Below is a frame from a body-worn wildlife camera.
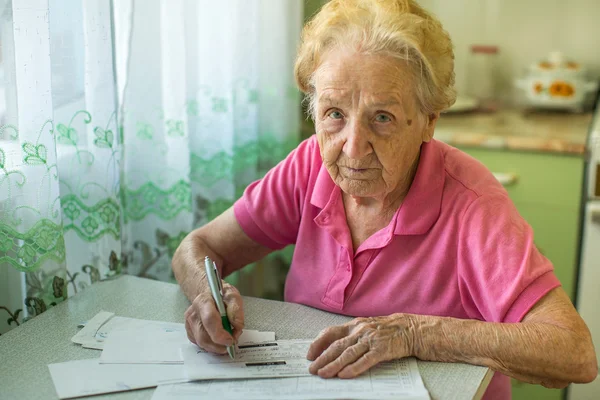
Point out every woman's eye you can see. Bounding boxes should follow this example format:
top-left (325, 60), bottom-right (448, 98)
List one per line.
top-left (375, 113), bottom-right (391, 123)
top-left (328, 110), bottom-right (343, 120)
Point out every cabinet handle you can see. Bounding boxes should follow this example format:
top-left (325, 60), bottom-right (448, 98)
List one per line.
top-left (591, 209), bottom-right (600, 224)
top-left (492, 173), bottom-right (518, 186)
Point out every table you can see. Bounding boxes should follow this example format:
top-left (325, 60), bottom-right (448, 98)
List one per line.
top-left (0, 275), bottom-right (492, 399)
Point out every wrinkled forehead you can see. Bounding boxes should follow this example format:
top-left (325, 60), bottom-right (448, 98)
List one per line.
top-left (313, 50), bottom-right (417, 108)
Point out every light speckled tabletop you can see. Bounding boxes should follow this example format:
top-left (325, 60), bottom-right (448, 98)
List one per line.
top-left (0, 275), bottom-right (491, 400)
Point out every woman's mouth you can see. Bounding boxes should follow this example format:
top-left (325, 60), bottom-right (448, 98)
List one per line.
top-left (341, 166), bottom-right (370, 176)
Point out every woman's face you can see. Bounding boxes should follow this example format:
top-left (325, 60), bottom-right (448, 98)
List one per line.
top-left (313, 50), bottom-right (438, 201)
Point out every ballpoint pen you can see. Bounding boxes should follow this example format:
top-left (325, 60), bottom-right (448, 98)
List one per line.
top-left (204, 256), bottom-right (236, 359)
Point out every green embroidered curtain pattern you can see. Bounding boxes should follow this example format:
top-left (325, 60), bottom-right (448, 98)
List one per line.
top-left (0, 0), bottom-right (302, 334)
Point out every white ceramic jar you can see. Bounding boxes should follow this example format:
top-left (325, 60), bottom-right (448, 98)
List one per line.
top-left (515, 51), bottom-right (598, 112)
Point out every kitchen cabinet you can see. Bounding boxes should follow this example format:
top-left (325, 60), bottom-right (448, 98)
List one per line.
top-left (456, 146), bottom-right (585, 400)
top-left (304, 0), bottom-right (326, 22)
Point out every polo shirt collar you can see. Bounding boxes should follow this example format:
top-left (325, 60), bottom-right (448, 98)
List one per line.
top-left (310, 163), bottom-right (336, 209)
top-left (310, 139), bottom-right (444, 236)
top-left (393, 139), bottom-right (444, 235)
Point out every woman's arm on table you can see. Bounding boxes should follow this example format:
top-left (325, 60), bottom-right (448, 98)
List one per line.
top-left (414, 287), bottom-right (597, 387)
top-left (307, 287), bottom-right (597, 387)
top-left (172, 206), bottom-right (272, 302)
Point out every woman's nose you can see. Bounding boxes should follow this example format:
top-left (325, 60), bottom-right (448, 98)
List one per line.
top-left (342, 121), bottom-right (372, 160)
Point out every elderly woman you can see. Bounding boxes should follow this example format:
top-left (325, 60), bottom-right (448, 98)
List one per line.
top-left (172, 0), bottom-right (597, 398)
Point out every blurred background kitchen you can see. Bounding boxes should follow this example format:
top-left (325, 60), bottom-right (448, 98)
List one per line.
top-left (0, 1), bottom-right (599, 399)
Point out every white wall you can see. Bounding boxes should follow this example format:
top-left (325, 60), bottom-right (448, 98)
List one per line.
top-left (418, 0), bottom-right (600, 105)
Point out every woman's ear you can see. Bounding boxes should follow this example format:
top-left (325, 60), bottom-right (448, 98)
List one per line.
top-left (422, 112), bottom-right (440, 142)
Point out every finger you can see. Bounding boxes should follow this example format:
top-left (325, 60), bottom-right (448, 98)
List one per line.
top-left (190, 317), bottom-right (228, 354)
top-left (309, 335), bottom-right (356, 374)
top-left (194, 325), bottom-right (228, 355)
top-left (222, 284), bottom-right (245, 340)
top-left (316, 342), bottom-right (369, 378)
top-left (186, 315), bottom-right (228, 354)
top-left (184, 306), bottom-right (200, 345)
top-left (198, 300), bottom-right (234, 346)
top-left (184, 317), bottom-right (197, 345)
top-left (337, 350), bottom-right (381, 379)
top-left (307, 325), bottom-right (348, 361)
top-left (186, 307), bottom-right (228, 354)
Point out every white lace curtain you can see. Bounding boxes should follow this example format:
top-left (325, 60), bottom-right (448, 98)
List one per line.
top-left (0, 0), bottom-right (302, 334)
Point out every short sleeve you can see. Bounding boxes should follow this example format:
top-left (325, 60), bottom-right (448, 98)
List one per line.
top-left (233, 137), bottom-right (318, 250)
top-left (457, 194), bottom-right (561, 323)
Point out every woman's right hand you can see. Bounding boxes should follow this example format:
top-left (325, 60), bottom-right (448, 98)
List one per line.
top-left (184, 279), bottom-right (245, 354)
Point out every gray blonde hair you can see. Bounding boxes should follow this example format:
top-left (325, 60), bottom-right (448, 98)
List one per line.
top-left (295, 0), bottom-right (456, 118)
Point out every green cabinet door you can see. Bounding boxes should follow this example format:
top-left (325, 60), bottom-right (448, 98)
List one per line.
top-left (510, 379), bottom-right (563, 400)
top-left (455, 146), bottom-right (584, 400)
top-left (515, 203), bottom-right (581, 299)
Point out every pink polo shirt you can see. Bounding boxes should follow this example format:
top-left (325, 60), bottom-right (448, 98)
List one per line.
top-left (233, 136), bottom-right (560, 400)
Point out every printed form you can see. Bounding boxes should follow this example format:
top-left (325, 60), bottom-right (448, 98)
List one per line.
top-left (182, 340), bottom-right (314, 380)
top-left (155, 357), bottom-right (430, 400)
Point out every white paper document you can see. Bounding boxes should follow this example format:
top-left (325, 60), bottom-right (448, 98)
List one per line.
top-left (153, 358), bottom-right (430, 400)
top-left (71, 311), bottom-right (115, 348)
top-left (183, 340), bottom-right (319, 380)
top-left (100, 324), bottom-right (275, 364)
top-left (71, 312), bottom-right (182, 350)
top-left (238, 328), bottom-right (275, 343)
top-left (100, 322), bottom-right (189, 364)
top-left (48, 358), bottom-right (187, 400)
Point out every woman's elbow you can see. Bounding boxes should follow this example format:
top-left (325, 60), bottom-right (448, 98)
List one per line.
top-left (545, 338), bottom-right (597, 387)
top-left (171, 245), bottom-right (184, 282)
top-left (578, 349), bottom-right (598, 384)
top-left (573, 337), bottom-right (598, 383)
top-left (171, 231), bottom-right (198, 282)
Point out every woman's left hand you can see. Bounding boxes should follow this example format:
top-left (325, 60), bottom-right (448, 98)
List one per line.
top-left (307, 313), bottom-right (418, 378)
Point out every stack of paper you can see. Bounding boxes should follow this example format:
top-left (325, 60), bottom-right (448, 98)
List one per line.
top-left (49, 311), bottom-right (431, 400)
top-left (48, 311), bottom-right (275, 399)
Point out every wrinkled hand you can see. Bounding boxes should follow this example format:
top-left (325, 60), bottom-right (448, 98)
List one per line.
top-left (184, 279), bottom-right (244, 354)
top-left (307, 314), bottom-right (417, 379)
